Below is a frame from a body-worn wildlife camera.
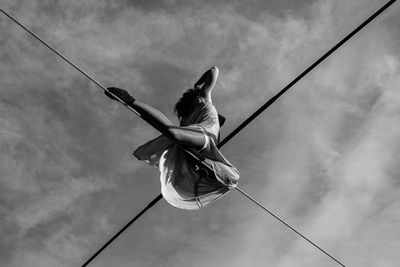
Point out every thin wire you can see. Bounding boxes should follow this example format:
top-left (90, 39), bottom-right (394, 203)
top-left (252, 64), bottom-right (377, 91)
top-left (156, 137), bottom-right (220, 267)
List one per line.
top-left (81, 194), bottom-right (163, 267)
top-left (78, 0), bottom-right (397, 262)
top-left (1, 1), bottom-right (397, 266)
top-left (218, 0), bottom-right (398, 148)
top-left (0, 9), bottom-right (105, 90)
top-left (235, 187), bottom-right (346, 267)
top-left (155, 146), bottom-right (348, 266)
top-left (0, 8), bottom-right (141, 117)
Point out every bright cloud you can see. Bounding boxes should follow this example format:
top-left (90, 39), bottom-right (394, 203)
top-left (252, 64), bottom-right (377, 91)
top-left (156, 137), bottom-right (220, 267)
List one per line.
top-left (1, 0), bottom-right (399, 266)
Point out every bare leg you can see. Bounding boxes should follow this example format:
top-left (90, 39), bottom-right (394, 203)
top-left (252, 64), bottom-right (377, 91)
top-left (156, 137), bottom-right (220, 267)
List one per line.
top-left (105, 87), bottom-right (206, 149)
top-left (131, 100), bottom-right (206, 150)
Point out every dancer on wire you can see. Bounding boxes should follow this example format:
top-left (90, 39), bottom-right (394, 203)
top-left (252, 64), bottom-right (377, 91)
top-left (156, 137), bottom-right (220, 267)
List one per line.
top-left (105, 66), bottom-right (239, 210)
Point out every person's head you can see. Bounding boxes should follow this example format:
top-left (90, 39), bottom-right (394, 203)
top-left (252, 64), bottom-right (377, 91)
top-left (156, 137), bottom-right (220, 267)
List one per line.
top-left (174, 88), bottom-right (199, 120)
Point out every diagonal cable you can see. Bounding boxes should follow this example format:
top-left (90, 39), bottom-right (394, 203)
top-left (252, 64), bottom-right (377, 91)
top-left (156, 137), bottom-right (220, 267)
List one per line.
top-left (81, 194), bottom-right (163, 267)
top-left (218, 0), bottom-right (398, 147)
top-left (235, 187), bottom-right (346, 266)
top-left (1, 1), bottom-right (397, 266)
top-left (0, 8), bottom-right (140, 117)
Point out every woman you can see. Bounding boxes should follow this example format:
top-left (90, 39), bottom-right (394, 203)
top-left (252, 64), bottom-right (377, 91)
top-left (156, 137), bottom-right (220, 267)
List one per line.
top-left (105, 66), bottom-right (239, 210)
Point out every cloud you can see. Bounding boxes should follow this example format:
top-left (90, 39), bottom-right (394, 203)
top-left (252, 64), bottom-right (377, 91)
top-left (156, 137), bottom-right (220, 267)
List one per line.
top-left (1, 0), bottom-right (400, 266)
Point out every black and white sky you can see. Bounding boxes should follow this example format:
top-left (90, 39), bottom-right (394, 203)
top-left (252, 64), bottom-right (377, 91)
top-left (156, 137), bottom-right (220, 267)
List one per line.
top-left (1, 0), bottom-right (400, 266)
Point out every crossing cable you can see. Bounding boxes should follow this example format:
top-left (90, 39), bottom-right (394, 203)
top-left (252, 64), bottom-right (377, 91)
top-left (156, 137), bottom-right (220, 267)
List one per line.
top-left (0, 1), bottom-right (396, 266)
top-left (80, 0), bottom-right (396, 265)
top-left (0, 9), bottom-right (347, 267)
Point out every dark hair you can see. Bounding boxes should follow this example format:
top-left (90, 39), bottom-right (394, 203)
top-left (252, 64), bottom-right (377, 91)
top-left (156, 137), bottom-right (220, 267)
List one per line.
top-left (174, 88), bottom-right (199, 119)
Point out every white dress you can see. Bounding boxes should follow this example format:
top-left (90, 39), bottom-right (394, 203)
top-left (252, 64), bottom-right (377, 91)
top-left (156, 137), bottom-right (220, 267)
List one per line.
top-left (134, 96), bottom-right (239, 210)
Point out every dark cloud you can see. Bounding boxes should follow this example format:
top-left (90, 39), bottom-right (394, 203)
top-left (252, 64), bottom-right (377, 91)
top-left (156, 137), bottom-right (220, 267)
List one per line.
top-left (126, 0), bottom-right (320, 19)
top-left (1, 0), bottom-right (400, 266)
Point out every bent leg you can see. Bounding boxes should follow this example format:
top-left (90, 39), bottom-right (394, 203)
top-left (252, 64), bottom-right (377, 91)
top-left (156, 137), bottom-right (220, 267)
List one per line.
top-left (131, 100), bottom-right (205, 150)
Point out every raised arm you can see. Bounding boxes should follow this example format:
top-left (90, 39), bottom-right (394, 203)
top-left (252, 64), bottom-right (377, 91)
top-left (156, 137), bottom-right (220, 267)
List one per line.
top-left (194, 66), bottom-right (219, 102)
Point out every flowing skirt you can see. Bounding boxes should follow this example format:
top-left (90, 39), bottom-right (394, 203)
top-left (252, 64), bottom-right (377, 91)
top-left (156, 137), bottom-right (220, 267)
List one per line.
top-left (134, 133), bottom-right (239, 210)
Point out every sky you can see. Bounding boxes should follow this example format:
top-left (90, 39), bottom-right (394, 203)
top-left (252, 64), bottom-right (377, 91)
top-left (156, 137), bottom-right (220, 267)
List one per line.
top-left (1, 0), bottom-right (400, 266)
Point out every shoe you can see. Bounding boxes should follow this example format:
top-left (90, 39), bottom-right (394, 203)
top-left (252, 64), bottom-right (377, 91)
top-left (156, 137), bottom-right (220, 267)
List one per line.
top-left (105, 87), bottom-right (135, 105)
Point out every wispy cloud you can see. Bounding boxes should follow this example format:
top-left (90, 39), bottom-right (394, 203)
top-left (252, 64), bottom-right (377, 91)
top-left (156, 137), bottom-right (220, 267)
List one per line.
top-left (1, 0), bottom-right (399, 266)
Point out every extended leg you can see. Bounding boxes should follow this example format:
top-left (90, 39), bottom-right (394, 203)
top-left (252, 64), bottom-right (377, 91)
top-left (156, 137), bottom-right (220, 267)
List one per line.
top-left (131, 100), bottom-right (206, 150)
top-left (105, 87), bottom-right (206, 149)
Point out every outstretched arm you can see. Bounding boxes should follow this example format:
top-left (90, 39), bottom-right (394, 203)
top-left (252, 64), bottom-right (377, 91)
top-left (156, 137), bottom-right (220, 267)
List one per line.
top-left (194, 66), bottom-right (219, 102)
